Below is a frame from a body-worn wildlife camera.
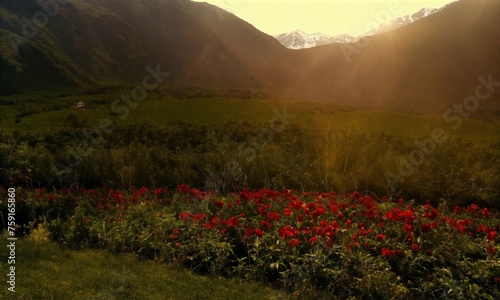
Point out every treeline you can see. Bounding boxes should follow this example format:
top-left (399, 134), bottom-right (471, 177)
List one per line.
top-left (0, 123), bottom-right (499, 207)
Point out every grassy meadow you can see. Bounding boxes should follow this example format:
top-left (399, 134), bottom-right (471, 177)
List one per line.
top-left (0, 236), bottom-right (286, 299)
top-left (1, 90), bottom-right (499, 146)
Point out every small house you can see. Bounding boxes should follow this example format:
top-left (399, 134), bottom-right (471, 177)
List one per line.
top-left (75, 101), bottom-right (86, 110)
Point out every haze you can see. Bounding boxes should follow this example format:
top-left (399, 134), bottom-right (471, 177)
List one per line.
top-left (194, 0), bottom-right (457, 36)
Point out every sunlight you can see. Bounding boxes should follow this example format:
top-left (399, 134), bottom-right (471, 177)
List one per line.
top-left (193, 0), bottom-right (458, 36)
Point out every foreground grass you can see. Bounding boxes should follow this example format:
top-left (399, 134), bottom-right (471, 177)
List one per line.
top-left (0, 238), bottom-right (287, 300)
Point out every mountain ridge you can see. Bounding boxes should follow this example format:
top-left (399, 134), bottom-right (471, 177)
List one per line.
top-left (0, 0), bottom-right (499, 116)
top-left (274, 7), bottom-right (440, 49)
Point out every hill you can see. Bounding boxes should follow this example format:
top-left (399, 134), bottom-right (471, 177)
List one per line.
top-left (285, 0), bottom-right (500, 114)
top-left (0, 0), bottom-right (291, 94)
top-left (0, 0), bottom-right (499, 116)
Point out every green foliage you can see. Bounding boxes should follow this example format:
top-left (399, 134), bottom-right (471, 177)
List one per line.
top-left (0, 238), bottom-right (286, 299)
top-left (3, 187), bottom-right (499, 299)
top-left (1, 120), bottom-right (499, 207)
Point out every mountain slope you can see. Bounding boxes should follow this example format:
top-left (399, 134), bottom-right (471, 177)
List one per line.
top-left (0, 0), bottom-right (499, 117)
top-left (285, 0), bottom-right (500, 114)
top-left (0, 0), bottom-right (291, 94)
top-left (369, 7), bottom-right (439, 35)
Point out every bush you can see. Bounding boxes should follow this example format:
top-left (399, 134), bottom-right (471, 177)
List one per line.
top-left (4, 186), bottom-right (498, 299)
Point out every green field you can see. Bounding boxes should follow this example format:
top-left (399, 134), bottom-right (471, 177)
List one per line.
top-left (1, 91), bottom-right (499, 146)
top-left (0, 237), bottom-right (286, 300)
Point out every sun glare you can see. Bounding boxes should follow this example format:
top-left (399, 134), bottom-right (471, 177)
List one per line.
top-left (193, 0), bottom-right (458, 36)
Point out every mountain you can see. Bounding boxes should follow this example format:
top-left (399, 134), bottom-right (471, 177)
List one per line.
top-left (274, 7), bottom-right (440, 50)
top-left (0, 0), bottom-right (291, 94)
top-left (273, 30), bottom-right (357, 49)
top-left (284, 0), bottom-right (500, 114)
top-left (0, 0), bottom-right (499, 116)
top-left (371, 8), bottom-right (439, 35)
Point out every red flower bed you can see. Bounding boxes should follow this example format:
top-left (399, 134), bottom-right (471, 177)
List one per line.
top-left (13, 185), bottom-right (500, 298)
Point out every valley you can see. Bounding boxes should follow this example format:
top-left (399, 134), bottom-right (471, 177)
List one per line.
top-left (0, 0), bottom-right (499, 299)
top-left (2, 90), bottom-right (499, 145)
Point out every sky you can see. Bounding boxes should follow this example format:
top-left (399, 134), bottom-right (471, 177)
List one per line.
top-left (193, 0), bottom-right (458, 36)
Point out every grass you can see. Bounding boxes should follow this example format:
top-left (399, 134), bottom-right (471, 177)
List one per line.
top-left (0, 238), bottom-right (287, 300)
top-left (1, 91), bottom-right (499, 146)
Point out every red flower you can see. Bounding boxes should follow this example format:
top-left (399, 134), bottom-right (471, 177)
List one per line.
top-left (268, 212), bottom-right (281, 221)
top-left (331, 221), bottom-right (340, 230)
top-left (404, 224), bottom-right (414, 233)
top-left (487, 230), bottom-right (496, 241)
top-left (288, 238), bottom-right (300, 248)
top-left (283, 208), bottom-right (292, 216)
top-left (494, 278), bottom-right (500, 284)
top-left (289, 199), bottom-right (303, 210)
top-left (382, 248), bottom-right (394, 258)
top-left (431, 221), bottom-right (439, 229)
top-left (260, 220), bottom-right (270, 229)
top-left (244, 227), bottom-right (254, 238)
top-left (376, 234), bottom-right (386, 241)
top-left (279, 225), bottom-right (298, 239)
top-left (310, 236), bottom-right (318, 245)
top-left (411, 243), bottom-right (420, 252)
top-left (227, 216), bottom-right (239, 227)
top-left (477, 225), bottom-right (489, 234)
top-left (319, 220), bottom-right (329, 228)
top-left (487, 247), bottom-right (495, 254)
top-left (212, 200), bottom-right (224, 208)
top-left (312, 206), bottom-right (326, 218)
top-left (254, 228), bottom-right (264, 238)
top-left (346, 219), bottom-right (352, 229)
top-left (469, 204), bottom-right (479, 212)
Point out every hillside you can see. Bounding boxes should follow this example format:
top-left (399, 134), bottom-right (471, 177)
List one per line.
top-left (0, 0), bottom-right (291, 94)
top-left (286, 0), bottom-right (500, 114)
top-left (0, 0), bottom-right (499, 115)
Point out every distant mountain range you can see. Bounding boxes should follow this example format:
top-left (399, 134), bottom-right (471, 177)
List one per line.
top-left (273, 30), bottom-right (358, 50)
top-left (0, 0), bottom-right (499, 115)
top-left (274, 7), bottom-right (439, 49)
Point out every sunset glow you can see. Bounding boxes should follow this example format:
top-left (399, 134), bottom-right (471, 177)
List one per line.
top-left (194, 0), bottom-right (458, 36)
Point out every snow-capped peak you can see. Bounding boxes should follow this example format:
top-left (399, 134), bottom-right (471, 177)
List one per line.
top-left (274, 6), bottom-right (441, 50)
top-left (273, 30), bottom-right (358, 50)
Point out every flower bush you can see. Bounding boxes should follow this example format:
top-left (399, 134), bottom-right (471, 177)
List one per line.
top-left (2, 185), bottom-right (499, 299)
